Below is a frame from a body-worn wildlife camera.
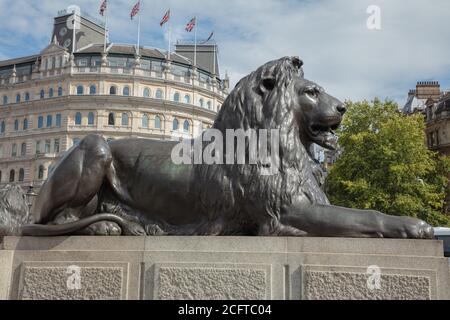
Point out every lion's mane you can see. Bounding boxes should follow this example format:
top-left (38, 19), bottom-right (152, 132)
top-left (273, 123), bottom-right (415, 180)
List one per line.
top-left (194, 57), bottom-right (328, 235)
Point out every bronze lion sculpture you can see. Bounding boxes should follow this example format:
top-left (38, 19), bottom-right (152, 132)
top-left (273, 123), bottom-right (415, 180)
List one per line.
top-left (3, 56), bottom-right (433, 238)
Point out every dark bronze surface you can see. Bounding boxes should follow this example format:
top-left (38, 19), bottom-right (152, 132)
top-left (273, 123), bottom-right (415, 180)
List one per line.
top-left (2, 57), bottom-right (434, 238)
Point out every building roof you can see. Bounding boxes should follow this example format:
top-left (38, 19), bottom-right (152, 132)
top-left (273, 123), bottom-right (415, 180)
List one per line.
top-left (76, 43), bottom-right (201, 69)
top-left (0, 54), bottom-right (39, 69)
top-left (402, 95), bottom-right (428, 114)
top-left (435, 94), bottom-right (450, 114)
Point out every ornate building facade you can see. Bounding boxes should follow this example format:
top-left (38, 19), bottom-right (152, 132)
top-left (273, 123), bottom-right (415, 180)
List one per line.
top-left (404, 81), bottom-right (450, 212)
top-left (0, 8), bottom-right (229, 190)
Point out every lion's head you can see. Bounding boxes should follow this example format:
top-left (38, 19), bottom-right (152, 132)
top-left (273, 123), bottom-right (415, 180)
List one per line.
top-left (214, 56), bottom-right (345, 151)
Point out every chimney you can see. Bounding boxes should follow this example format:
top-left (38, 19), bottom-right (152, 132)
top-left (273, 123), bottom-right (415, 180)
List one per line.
top-left (416, 81), bottom-right (441, 100)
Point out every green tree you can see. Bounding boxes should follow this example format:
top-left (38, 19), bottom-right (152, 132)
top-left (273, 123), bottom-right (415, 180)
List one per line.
top-left (326, 98), bottom-right (450, 227)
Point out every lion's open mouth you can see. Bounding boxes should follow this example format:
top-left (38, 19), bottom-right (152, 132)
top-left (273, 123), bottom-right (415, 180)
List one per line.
top-left (307, 118), bottom-right (341, 150)
top-left (309, 123), bottom-right (340, 137)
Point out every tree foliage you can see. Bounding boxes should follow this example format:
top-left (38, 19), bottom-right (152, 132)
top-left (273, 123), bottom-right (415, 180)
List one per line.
top-left (326, 99), bottom-right (450, 227)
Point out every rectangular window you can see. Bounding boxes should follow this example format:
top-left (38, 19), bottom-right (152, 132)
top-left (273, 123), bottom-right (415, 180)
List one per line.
top-left (78, 59), bottom-right (88, 67)
top-left (54, 138), bottom-right (60, 153)
top-left (38, 116), bottom-right (43, 129)
top-left (0, 144), bottom-right (3, 158)
top-left (36, 141), bottom-right (40, 154)
top-left (47, 115), bottom-right (52, 127)
top-left (56, 114), bottom-right (62, 127)
top-left (45, 140), bottom-right (51, 153)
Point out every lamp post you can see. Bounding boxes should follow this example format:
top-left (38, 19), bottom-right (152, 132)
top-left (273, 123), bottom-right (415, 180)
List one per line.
top-left (25, 185), bottom-right (37, 214)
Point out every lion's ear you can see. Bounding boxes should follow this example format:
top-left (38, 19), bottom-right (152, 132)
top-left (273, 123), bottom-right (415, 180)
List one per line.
top-left (292, 56), bottom-right (303, 69)
top-left (260, 77), bottom-right (276, 93)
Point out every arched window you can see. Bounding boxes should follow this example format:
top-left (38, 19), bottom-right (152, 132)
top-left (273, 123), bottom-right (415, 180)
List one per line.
top-left (110, 86), bottom-right (117, 95)
top-left (14, 120), bottom-right (19, 131)
top-left (142, 114), bottom-right (149, 128)
top-left (75, 112), bottom-right (82, 125)
top-left (25, 92), bottom-right (30, 101)
top-left (155, 89), bottom-right (163, 99)
top-left (88, 112), bottom-right (95, 126)
top-left (21, 143), bottom-right (26, 156)
top-left (46, 115), bottom-right (52, 127)
top-left (122, 113), bottom-right (129, 126)
top-left (183, 120), bottom-right (190, 132)
top-left (16, 94), bottom-right (21, 103)
top-left (108, 113), bottom-right (115, 126)
top-left (172, 118), bottom-right (179, 131)
top-left (18, 168), bottom-right (24, 182)
top-left (51, 57), bottom-right (56, 69)
top-left (143, 88), bottom-right (150, 98)
top-left (23, 119), bottom-right (28, 130)
top-left (49, 88), bottom-right (54, 98)
top-left (2, 95), bottom-right (7, 105)
top-left (38, 165), bottom-right (44, 180)
top-left (40, 89), bottom-right (45, 99)
top-left (207, 101), bottom-right (212, 110)
top-left (58, 87), bottom-right (63, 96)
top-left (76, 85), bottom-right (84, 95)
top-left (59, 56), bottom-right (63, 68)
top-left (56, 114), bottom-right (62, 127)
top-left (89, 85), bottom-right (96, 95)
top-left (123, 86), bottom-right (130, 96)
top-left (174, 92), bottom-right (180, 102)
top-left (9, 169), bottom-right (15, 182)
top-left (199, 98), bottom-right (204, 107)
top-left (11, 144), bottom-right (17, 157)
top-left (184, 95), bottom-right (191, 104)
top-left (155, 116), bottom-right (161, 129)
top-left (0, 121), bottom-right (4, 133)
top-left (38, 116), bottom-right (43, 128)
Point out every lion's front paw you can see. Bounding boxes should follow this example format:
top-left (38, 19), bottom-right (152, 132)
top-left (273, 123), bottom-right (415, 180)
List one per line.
top-left (145, 224), bottom-right (167, 236)
top-left (80, 221), bottom-right (122, 236)
top-left (394, 217), bottom-right (434, 239)
top-left (122, 221), bottom-right (146, 236)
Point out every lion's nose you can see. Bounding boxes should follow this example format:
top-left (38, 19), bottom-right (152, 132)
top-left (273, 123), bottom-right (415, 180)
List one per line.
top-left (336, 104), bottom-right (346, 115)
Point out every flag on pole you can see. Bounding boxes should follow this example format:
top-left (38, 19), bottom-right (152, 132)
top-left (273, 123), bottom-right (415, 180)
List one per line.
top-left (99, 0), bottom-right (107, 16)
top-left (130, 1), bottom-right (140, 20)
top-left (201, 31), bottom-right (214, 44)
top-left (160, 9), bottom-right (170, 27)
top-left (185, 17), bottom-right (196, 32)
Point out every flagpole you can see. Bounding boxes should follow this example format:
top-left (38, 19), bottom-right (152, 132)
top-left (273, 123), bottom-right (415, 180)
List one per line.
top-left (213, 43), bottom-right (216, 75)
top-left (194, 17), bottom-right (197, 68)
top-left (72, 13), bottom-right (77, 54)
top-left (137, 0), bottom-right (142, 56)
top-left (103, 1), bottom-right (108, 52)
top-left (168, 18), bottom-right (172, 60)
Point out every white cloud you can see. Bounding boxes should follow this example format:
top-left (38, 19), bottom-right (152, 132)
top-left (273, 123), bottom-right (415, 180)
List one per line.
top-left (0, 0), bottom-right (449, 104)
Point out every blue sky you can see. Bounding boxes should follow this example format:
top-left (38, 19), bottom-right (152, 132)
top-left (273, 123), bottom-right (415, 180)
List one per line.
top-left (0, 0), bottom-right (449, 105)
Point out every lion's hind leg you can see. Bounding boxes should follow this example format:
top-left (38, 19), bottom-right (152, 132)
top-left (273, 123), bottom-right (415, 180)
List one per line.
top-left (260, 221), bottom-right (308, 237)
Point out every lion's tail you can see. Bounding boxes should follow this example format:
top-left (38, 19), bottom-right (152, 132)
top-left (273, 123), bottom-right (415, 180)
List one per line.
top-left (18, 213), bottom-right (130, 236)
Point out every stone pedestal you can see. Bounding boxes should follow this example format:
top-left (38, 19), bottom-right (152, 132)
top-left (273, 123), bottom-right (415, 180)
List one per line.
top-left (0, 236), bottom-right (449, 300)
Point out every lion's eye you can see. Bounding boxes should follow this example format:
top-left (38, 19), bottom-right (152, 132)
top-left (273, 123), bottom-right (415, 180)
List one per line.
top-left (305, 87), bottom-right (319, 98)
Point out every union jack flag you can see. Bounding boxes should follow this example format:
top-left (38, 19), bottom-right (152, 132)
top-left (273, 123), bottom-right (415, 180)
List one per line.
top-left (160, 9), bottom-right (170, 27)
top-left (185, 17), bottom-right (196, 32)
top-left (130, 1), bottom-right (140, 20)
top-left (99, 0), bottom-right (107, 16)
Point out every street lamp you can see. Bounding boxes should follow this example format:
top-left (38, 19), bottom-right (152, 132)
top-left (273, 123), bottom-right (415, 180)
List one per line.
top-left (25, 185), bottom-right (37, 214)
